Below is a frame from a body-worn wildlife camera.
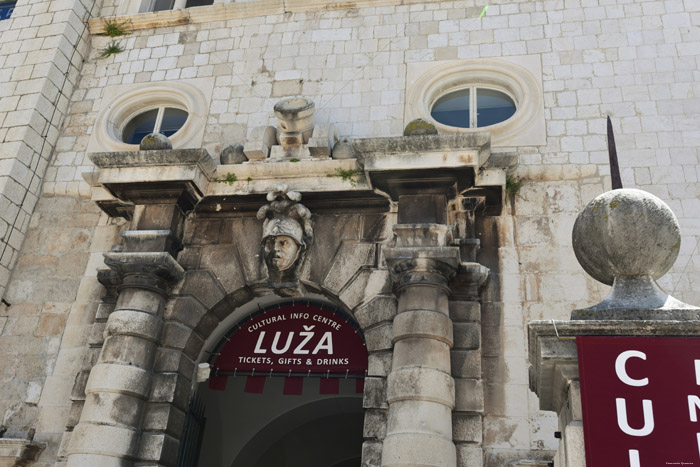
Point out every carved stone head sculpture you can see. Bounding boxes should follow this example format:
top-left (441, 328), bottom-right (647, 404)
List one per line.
top-left (257, 185), bottom-right (313, 281)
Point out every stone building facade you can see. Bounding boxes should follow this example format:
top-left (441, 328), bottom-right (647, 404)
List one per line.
top-left (0, 0), bottom-right (698, 466)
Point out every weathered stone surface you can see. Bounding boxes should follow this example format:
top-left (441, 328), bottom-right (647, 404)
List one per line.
top-left (79, 392), bottom-right (141, 427)
top-left (100, 335), bottom-right (156, 369)
top-left (403, 118), bottom-right (438, 136)
top-left (69, 423), bottom-right (139, 459)
top-left (451, 350), bottom-right (482, 379)
top-left (163, 296), bottom-right (208, 329)
top-left (331, 139), bottom-right (355, 159)
top-left (454, 378), bottom-right (484, 412)
top-left (456, 445), bottom-right (484, 467)
top-left (137, 432), bottom-right (179, 466)
top-left (0, 439), bottom-right (45, 466)
top-left (381, 433), bottom-right (456, 467)
top-left (361, 440), bottom-right (382, 467)
top-left (160, 322), bottom-right (194, 351)
top-left (308, 123), bottom-right (338, 158)
top-left (453, 323), bottom-right (480, 350)
top-left (177, 270), bottom-right (226, 309)
top-left (105, 309), bottom-right (162, 342)
top-left (219, 143), bottom-right (246, 164)
top-left (387, 367), bottom-right (454, 408)
top-left (322, 241), bottom-right (376, 295)
top-left (393, 338), bottom-right (451, 373)
top-left (85, 364), bottom-right (151, 398)
top-left (199, 245), bottom-right (247, 294)
top-left (449, 300), bottom-right (482, 322)
top-left (149, 373), bottom-right (190, 410)
top-left (453, 413), bottom-right (483, 443)
top-left (573, 189), bottom-right (680, 286)
top-left (139, 133), bottom-right (173, 150)
top-left (368, 352), bottom-right (392, 377)
top-left (364, 323), bottom-right (393, 352)
top-left (154, 348), bottom-right (194, 377)
top-left (141, 403), bottom-right (186, 437)
top-left (354, 296), bottom-right (397, 329)
top-left (307, 215), bottom-right (363, 286)
top-left (243, 126), bottom-right (276, 160)
top-left (387, 399), bottom-right (453, 437)
top-left (392, 309), bottom-right (453, 345)
top-left (363, 409), bottom-right (388, 440)
top-left (363, 377), bottom-right (388, 409)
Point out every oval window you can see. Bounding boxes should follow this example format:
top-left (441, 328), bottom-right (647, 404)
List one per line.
top-left (431, 88), bottom-right (515, 129)
top-left (122, 107), bottom-right (188, 144)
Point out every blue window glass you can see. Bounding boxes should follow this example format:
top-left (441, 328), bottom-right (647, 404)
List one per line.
top-left (476, 88), bottom-right (516, 128)
top-left (159, 108), bottom-right (188, 137)
top-left (122, 107), bottom-right (188, 145)
top-left (431, 88), bottom-right (516, 129)
top-left (123, 109), bottom-right (159, 145)
top-left (431, 89), bottom-right (471, 129)
top-left (0, 1), bottom-right (16, 20)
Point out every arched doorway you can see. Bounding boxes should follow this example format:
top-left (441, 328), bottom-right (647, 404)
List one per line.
top-left (193, 299), bottom-right (368, 467)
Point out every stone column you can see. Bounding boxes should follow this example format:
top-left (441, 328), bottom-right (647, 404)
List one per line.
top-left (66, 250), bottom-right (183, 467)
top-left (382, 224), bottom-right (460, 467)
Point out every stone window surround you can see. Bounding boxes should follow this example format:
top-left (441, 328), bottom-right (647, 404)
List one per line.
top-left (405, 57), bottom-right (547, 147)
top-left (87, 78), bottom-right (214, 153)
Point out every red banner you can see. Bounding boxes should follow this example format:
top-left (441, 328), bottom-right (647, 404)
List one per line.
top-left (578, 336), bottom-right (700, 466)
top-left (209, 302), bottom-right (368, 391)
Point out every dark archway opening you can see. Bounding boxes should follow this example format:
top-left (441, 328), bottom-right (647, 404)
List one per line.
top-left (194, 299), bottom-right (368, 467)
top-left (197, 377), bottom-right (364, 467)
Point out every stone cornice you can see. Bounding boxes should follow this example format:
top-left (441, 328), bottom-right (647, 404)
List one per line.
top-left (88, 134), bottom-right (508, 216)
top-left (89, 0), bottom-right (434, 34)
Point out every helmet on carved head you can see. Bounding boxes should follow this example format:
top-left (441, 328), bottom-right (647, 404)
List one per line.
top-left (261, 216), bottom-right (305, 247)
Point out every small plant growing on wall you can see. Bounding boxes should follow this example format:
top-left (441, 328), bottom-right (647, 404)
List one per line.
top-left (101, 18), bottom-right (131, 37)
top-left (99, 40), bottom-right (125, 58)
top-left (505, 173), bottom-right (522, 196)
top-left (327, 168), bottom-right (363, 187)
top-left (505, 173), bottom-right (522, 215)
top-left (214, 173), bottom-right (238, 185)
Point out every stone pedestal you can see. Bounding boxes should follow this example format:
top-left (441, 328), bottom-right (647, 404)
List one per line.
top-left (382, 224), bottom-right (460, 467)
top-left (528, 320), bottom-right (700, 467)
top-left (66, 252), bottom-right (183, 467)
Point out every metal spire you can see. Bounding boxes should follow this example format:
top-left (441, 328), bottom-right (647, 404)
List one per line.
top-left (607, 116), bottom-right (623, 190)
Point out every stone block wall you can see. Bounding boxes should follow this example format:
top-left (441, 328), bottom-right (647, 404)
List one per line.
top-left (0, 0), bottom-right (698, 465)
top-left (0, 196), bottom-right (120, 466)
top-left (0, 0), bottom-right (101, 300)
top-left (44, 0), bottom-right (700, 306)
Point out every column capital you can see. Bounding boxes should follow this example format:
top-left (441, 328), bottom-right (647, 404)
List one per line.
top-left (103, 252), bottom-right (184, 295)
top-left (384, 247), bottom-right (460, 292)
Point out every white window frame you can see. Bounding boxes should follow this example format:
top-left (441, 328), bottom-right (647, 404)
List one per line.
top-left (87, 78), bottom-right (214, 153)
top-left (405, 57), bottom-right (546, 147)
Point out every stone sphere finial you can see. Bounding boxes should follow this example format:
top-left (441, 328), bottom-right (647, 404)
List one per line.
top-left (139, 133), bottom-right (172, 150)
top-left (572, 188), bottom-right (680, 286)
